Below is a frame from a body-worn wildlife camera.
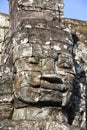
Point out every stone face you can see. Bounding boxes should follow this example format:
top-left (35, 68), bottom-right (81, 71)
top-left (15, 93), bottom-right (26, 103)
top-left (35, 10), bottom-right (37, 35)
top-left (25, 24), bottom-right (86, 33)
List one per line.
top-left (12, 27), bottom-right (74, 106)
top-left (11, 7), bottom-right (74, 107)
top-left (0, 0), bottom-right (86, 130)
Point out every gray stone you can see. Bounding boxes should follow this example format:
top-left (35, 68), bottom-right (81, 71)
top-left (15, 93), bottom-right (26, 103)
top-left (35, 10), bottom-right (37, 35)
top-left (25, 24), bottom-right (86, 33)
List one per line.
top-left (0, 0), bottom-right (86, 130)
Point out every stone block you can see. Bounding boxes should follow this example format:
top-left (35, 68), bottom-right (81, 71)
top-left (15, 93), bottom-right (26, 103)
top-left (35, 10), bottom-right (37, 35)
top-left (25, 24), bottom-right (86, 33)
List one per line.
top-left (0, 103), bottom-right (13, 119)
top-left (15, 57), bottom-right (41, 72)
top-left (51, 27), bottom-right (69, 42)
top-left (14, 86), bottom-right (40, 103)
top-left (14, 85), bottom-right (63, 104)
top-left (12, 107), bottom-right (62, 120)
top-left (13, 43), bottom-right (32, 62)
top-left (57, 52), bottom-right (73, 69)
top-left (32, 43), bottom-right (43, 57)
top-left (40, 88), bottom-right (62, 103)
top-left (41, 58), bottom-right (55, 74)
top-left (0, 81), bottom-right (12, 94)
top-left (17, 0), bottom-right (64, 12)
top-left (14, 71), bottom-right (41, 89)
top-left (19, 10), bottom-right (59, 21)
top-left (13, 31), bottom-right (29, 46)
top-left (0, 120), bottom-right (76, 130)
top-left (41, 80), bottom-right (65, 91)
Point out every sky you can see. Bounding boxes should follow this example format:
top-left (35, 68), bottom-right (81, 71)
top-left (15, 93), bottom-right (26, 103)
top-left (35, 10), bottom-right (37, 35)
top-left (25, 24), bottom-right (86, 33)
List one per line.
top-left (0, 0), bottom-right (87, 21)
top-left (64, 0), bottom-right (87, 21)
top-left (0, 0), bottom-right (9, 14)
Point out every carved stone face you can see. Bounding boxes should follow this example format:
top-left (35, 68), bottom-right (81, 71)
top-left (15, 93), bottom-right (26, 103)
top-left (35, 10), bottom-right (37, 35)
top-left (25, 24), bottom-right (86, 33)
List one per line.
top-left (13, 20), bottom-right (74, 107)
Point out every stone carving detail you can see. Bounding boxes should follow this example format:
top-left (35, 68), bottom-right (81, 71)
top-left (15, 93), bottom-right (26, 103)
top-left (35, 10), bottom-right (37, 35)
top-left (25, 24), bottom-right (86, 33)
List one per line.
top-left (0, 13), bottom-right (13, 120)
top-left (0, 0), bottom-right (86, 130)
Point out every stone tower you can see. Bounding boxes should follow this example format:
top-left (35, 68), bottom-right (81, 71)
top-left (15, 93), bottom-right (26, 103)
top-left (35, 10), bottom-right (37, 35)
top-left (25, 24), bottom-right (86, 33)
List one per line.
top-left (0, 0), bottom-right (86, 130)
top-left (9, 0), bottom-right (64, 34)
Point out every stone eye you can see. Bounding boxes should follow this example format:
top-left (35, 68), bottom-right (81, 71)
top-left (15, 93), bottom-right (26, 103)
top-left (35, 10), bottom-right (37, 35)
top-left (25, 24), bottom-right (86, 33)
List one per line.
top-left (58, 54), bottom-right (73, 69)
top-left (58, 62), bottom-right (72, 69)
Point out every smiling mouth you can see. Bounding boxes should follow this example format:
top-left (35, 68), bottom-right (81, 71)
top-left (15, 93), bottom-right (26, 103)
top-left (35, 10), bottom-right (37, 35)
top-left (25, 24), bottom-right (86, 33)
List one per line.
top-left (29, 74), bottom-right (68, 92)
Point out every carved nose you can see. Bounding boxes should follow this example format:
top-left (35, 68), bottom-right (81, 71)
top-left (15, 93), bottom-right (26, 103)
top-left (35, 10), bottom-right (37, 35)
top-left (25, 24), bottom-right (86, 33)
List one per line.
top-left (41, 74), bottom-right (63, 84)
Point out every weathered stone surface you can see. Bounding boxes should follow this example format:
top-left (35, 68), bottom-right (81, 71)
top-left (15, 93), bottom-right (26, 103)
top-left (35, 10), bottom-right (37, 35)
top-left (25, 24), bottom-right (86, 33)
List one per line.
top-left (14, 57), bottom-right (41, 72)
top-left (0, 13), bottom-right (13, 120)
top-left (64, 18), bottom-right (87, 45)
top-left (0, 120), bottom-right (82, 130)
top-left (0, 103), bottom-right (13, 119)
top-left (0, 13), bottom-right (9, 65)
top-left (9, 0), bottom-right (64, 34)
top-left (12, 107), bottom-right (63, 120)
top-left (63, 18), bottom-right (87, 129)
top-left (0, 0), bottom-right (86, 130)
top-left (0, 119), bottom-right (85, 130)
top-left (17, 0), bottom-right (64, 10)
